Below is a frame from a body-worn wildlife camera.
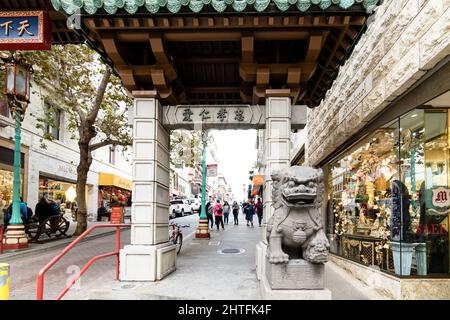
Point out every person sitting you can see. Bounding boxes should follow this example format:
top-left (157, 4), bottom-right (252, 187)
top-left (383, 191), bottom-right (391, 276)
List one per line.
top-left (35, 197), bottom-right (50, 224)
top-left (48, 199), bottom-right (61, 217)
top-left (3, 197), bottom-right (31, 226)
top-left (97, 205), bottom-right (110, 222)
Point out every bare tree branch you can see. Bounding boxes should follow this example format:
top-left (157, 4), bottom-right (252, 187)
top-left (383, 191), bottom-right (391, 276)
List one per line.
top-left (89, 138), bottom-right (131, 151)
top-left (87, 67), bottom-right (112, 124)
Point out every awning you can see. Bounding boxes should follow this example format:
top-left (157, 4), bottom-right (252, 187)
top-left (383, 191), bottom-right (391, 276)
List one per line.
top-left (98, 173), bottom-right (132, 191)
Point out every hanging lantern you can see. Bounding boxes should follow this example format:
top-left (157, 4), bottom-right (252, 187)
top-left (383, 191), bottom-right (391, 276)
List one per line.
top-left (4, 60), bottom-right (31, 102)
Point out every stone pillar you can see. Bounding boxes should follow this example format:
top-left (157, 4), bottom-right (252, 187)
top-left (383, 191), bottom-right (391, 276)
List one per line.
top-left (256, 89), bottom-right (291, 281)
top-left (119, 91), bottom-right (176, 281)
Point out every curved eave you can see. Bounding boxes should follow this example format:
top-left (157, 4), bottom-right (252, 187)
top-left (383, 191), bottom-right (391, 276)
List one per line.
top-left (52, 0), bottom-right (380, 15)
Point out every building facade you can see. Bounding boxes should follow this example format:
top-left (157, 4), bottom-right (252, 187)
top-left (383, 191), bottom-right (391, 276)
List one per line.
top-left (305, 0), bottom-right (450, 299)
top-left (0, 84), bottom-right (132, 221)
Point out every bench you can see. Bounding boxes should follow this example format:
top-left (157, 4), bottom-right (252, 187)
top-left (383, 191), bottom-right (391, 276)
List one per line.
top-left (24, 215), bottom-right (71, 243)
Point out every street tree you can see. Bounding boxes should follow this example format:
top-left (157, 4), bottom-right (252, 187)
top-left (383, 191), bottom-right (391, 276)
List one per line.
top-left (1, 45), bottom-right (132, 235)
top-left (170, 130), bottom-right (203, 169)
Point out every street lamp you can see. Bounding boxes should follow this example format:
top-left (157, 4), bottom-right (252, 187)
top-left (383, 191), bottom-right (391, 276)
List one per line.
top-left (195, 130), bottom-right (210, 239)
top-left (1, 52), bottom-right (32, 249)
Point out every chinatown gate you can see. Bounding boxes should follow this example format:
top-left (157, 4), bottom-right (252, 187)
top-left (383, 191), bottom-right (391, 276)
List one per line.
top-left (3, 0), bottom-right (379, 283)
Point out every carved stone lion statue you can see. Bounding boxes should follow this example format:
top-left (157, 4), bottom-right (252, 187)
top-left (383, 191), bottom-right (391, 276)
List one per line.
top-left (266, 166), bottom-right (329, 264)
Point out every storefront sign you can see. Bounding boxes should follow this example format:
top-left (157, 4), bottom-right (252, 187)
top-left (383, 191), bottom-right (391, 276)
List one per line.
top-left (110, 207), bottom-right (123, 224)
top-left (0, 11), bottom-right (51, 50)
top-left (207, 164), bottom-right (217, 177)
top-left (425, 187), bottom-right (450, 216)
top-left (98, 173), bottom-right (132, 191)
top-left (432, 187), bottom-right (450, 208)
top-left (252, 174), bottom-right (264, 186)
top-left (340, 73), bottom-right (373, 121)
top-left (57, 164), bottom-right (76, 177)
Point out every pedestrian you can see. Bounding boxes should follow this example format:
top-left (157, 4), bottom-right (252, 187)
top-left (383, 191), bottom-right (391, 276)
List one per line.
top-left (255, 198), bottom-right (263, 227)
top-left (4, 197), bottom-right (30, 226)
top-left (214, 199), bottom-right (224, 230)
top-left (206, 200), bottom-right (214, 229)
top-left (223, 201), bottom-right (231, 224)
top-left (48, 199), bottom-right (61, 216)
top-left (232, 201), bottom-right (240, 225)
top-left (245, 199), bottom-right (255, 227)
top-left (35, 197), bottom-right (50, 224)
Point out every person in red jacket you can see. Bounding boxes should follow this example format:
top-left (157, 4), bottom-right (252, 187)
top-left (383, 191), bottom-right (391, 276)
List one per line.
top-left (213, 199), bottom-right (224, 231)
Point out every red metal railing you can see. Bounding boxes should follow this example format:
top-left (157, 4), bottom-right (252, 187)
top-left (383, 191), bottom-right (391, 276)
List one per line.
top-left (36, 224), bottom-right (130, 300)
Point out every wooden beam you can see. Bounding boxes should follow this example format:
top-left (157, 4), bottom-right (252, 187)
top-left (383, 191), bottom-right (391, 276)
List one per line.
top-left (151, 68), bottom-right (178, 105)
top-left (115, 18), bottom-right (125, 28)
top-left (240, 63), bottom-right (317, 82)
top-left (287, 67), bottom-right (302, 86)
top-left (100, 34), bottom-right (126, 66)
top-left (186, 86), bottom-right (241, 93)
top-left (116, 68), bottom-right (138, 91)
top-left (175, 57), bottom-right (240, 64)
top-left (241, 34), bottom-right (254, 64)
top-left (149, 36), bottom-right (170, 65)
top-left (129, 18), bottom-right (140, 28)
top-left (305, 34), bottom-right (324, 62)
top-left (143, 18), bottom-right (154, 27)
top-left (256, 67), bottom-right (270, 86)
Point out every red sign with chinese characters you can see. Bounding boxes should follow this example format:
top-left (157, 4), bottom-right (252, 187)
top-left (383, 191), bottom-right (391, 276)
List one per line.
top-left (110, 207), bottom-right (123, 224)
top-left (0, 11), bottom-right (51, 50)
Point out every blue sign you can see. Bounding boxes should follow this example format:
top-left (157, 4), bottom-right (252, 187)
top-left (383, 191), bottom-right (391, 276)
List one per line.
top-left (0, 16), bottom-right (39, 40)
top-left (0, 11), bottom-right (51, 51)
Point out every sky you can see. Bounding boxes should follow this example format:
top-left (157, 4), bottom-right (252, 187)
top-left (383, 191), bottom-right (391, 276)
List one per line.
top-left (210, 129), bottom-right (257, 201)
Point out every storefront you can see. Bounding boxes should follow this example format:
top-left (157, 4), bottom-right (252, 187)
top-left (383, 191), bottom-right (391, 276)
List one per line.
top-left (0, 142), bottom-right (27, 211)
top-left (326, 94), bottom-right (450, 278)
top-left (39, 175), bottom-right (78, 217)
top-left (98, 173), bottom-right (132, 209)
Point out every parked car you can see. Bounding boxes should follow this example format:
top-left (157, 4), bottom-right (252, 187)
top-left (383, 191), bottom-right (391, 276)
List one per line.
top-left (191, 197), bottom-right (201, 213)
top-left (169, 199), bottom-right (192, 218)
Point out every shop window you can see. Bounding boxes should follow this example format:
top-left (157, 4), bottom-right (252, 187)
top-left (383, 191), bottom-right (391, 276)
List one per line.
top-left (328, 119), bottom-right (400, 272)
top-left (45, 107), bottom-right (62, 140)
top-left (327, 108), bottom-right (450, 277)
top-left (109, 146), bottom-right (116, 165)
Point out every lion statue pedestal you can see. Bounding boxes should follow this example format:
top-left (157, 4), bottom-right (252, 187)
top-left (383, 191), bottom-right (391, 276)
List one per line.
top-left (259, 166), bottom-right (332, 299)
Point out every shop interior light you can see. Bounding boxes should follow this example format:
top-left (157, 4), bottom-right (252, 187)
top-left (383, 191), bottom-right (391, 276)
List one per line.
top-left (411, 114), bottom-right (418, 118)
top-left (65, 186), bottom-right (76, 202)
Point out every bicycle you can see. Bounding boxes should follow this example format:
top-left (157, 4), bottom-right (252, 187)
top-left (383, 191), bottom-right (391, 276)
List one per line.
top-left (169, 222), bottom-right (190, 254)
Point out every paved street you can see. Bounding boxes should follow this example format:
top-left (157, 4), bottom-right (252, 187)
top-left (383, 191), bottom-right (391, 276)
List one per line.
top-left (1, 214), bottom-right (199, 300)
top-left (88, 214), bottom-right (388, 300)
top-left (1, 213), bottom-right (387, 300)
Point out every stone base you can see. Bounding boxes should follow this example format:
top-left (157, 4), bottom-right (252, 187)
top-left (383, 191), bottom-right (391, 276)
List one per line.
top-left (195, 219), bottom-right (210, 239)
top-left (260, 272), bottom-right (331, 300)
top-left (2, 225), bottom-right (28, 249)
top-left (255, 241), bottom-right (267, 280)
top-left (265, 259), bottom-right (324, 289)
top-left (119, 242), bottom-right (176, 281)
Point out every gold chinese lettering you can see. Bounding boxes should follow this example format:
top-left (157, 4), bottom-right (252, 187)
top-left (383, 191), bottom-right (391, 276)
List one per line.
top-left (17, 20), bottom-right (34, 37)
top-left (0, 20), bottom-right (13, 36)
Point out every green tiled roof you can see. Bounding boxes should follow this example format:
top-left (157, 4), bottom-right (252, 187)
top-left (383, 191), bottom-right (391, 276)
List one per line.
top-left (51, 0), bottom-right (379, 15)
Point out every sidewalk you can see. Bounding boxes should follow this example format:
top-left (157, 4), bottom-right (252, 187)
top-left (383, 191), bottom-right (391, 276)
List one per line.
top-left (0, 220), bottom-right (122, 261)
top-left (87, 215), bottom-right (389, 300)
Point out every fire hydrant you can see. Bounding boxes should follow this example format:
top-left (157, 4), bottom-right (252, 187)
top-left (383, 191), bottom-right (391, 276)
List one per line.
top-left (0, 263), bottom-right (10, 300)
